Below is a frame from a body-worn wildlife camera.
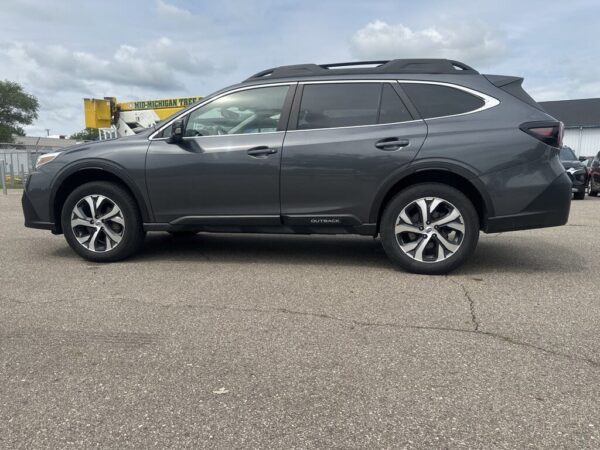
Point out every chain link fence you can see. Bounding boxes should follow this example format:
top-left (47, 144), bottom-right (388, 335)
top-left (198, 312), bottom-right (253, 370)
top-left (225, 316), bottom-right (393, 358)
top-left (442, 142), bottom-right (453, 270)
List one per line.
top-left (1, 141), bottom-right (74, 193)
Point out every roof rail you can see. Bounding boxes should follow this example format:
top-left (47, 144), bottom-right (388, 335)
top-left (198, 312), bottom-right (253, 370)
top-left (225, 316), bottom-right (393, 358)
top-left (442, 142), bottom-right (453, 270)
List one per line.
top-left (244, 59), bottom-right (478, 82)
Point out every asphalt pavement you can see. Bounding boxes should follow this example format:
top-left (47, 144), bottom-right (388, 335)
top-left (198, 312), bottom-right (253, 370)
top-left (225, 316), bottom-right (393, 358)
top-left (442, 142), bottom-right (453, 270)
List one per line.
top-left (1, 190), bottom-right (599, 449)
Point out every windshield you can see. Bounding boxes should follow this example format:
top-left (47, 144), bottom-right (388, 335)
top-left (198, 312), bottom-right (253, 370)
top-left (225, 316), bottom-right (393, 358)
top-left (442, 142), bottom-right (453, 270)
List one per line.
top-left (559, 147), bottom-right (577, 161)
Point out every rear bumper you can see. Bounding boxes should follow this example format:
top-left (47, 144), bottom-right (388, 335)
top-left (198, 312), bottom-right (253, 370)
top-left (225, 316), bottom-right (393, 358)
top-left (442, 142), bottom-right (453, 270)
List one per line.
top-left (484, 172), bottom-right (571, 233)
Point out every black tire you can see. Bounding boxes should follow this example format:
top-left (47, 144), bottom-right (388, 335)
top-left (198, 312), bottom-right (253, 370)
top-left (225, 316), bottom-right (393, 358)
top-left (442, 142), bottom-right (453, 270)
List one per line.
top-left (573, 191), bottom-right (586, 200)
top-left (590, 191), bottom-right (599, 197)
top-left (61, 182), bottom-right (145, 262)
top-left (380, 183), bottom-right (479, 275)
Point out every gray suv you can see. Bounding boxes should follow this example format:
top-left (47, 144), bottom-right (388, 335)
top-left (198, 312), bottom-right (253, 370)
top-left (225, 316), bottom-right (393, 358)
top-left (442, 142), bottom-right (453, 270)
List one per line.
top-left (22, 59), bottom-right (572, 274)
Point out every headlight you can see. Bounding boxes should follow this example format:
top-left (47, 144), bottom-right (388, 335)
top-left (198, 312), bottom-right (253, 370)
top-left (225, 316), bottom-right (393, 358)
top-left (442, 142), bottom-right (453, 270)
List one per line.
top-left (35, 152), bottom-right (61, 169)
top-left (566, 167), bottom-right (583, 175)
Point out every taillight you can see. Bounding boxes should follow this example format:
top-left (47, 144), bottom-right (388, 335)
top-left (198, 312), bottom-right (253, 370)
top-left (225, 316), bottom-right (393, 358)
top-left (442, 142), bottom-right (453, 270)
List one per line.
top-left (520, 121), bottom-right (564, 148)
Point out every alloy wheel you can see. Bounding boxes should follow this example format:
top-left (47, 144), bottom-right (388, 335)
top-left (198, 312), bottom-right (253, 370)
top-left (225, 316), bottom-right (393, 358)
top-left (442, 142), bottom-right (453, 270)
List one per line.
top-left (70, 195), bottom-right (125, 252)
top-left (394, 197), bottom-right (465, 263)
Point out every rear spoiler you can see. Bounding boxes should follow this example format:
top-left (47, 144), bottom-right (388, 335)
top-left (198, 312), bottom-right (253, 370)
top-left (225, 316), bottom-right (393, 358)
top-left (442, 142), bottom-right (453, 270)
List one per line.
top-left (484, 75), bottom-right (546, 112)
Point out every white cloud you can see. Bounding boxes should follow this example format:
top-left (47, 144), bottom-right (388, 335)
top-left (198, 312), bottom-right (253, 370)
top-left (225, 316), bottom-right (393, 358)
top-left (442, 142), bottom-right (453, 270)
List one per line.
top-left (350, 20), bottom-right (507, 67)
top-left (0, 36), bottom-right (223, 136)
top-left (155, 0), bottom-right (193, 20)
top-left (0, 38), bottom-right (215, 92)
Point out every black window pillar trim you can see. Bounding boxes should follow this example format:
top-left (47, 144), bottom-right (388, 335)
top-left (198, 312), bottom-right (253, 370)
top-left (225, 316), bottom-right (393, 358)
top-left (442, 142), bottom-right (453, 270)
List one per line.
top-left (391, 82), bottom-right (422, 120)
top-left (286, 83), bottom-right (304, 131)
top-left (276, 83), bottom-right (298, 132)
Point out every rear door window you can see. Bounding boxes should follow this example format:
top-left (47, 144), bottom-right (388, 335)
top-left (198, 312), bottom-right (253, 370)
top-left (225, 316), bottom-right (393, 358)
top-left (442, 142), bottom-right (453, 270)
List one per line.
top-left (400, 83), bottom-right (485, 119)
top-left (378, 84), bottom-right (413, 124)
top-left (297, 83), bottom-right (380, 130)
top-left (297, 83), bottom-right (413, 130)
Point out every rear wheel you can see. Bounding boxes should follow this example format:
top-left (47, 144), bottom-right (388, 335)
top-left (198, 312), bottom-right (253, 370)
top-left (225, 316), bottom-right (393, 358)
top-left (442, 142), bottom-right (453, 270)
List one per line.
top-left (590, 190), bottom-right (599, 197)
top-left (61, 182), bottom-right (145, 262)
top-left (380, 183), bottom-right (479, 275)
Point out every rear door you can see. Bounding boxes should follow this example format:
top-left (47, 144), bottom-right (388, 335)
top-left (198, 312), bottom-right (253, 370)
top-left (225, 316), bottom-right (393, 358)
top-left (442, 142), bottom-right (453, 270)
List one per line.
top-left (280, 81), bottom-right (427, 226)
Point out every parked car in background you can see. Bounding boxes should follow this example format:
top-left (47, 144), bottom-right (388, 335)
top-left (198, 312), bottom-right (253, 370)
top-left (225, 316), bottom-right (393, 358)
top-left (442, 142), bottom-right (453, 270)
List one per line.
top-left (579, 156), bottom-right (594, 192)
top-left (22, 58), bottom-right (572, 274)
top-left (589, 152), bottom-right (600, 197)
top-left (560, 146), bottom-right (588, 200)
top-left (579, 156), bottom-right (594, 173)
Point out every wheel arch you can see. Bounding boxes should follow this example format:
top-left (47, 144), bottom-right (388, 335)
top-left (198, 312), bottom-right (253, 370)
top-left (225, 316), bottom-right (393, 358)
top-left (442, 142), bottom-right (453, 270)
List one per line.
top-left (370, 164), bottom-right (494, 233)
top-left (50, 161), bottom-right (151, 233)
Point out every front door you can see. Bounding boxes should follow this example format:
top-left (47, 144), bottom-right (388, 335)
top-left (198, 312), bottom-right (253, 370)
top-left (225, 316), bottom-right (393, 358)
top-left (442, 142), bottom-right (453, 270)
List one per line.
top-left (146, 84), bottom-right (294, 224)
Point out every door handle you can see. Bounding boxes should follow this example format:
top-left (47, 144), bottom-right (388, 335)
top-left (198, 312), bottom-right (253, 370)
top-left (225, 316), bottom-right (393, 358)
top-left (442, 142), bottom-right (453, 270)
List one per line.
top-left (247, 146), bottom-right (278, 157)
top-left (375, 138), bottom-right (410, 151)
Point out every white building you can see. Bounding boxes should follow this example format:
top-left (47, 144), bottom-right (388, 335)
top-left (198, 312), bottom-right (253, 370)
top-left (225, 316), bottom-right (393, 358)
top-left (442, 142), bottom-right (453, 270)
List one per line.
top-left (540, 98), bottom-right (600, 157)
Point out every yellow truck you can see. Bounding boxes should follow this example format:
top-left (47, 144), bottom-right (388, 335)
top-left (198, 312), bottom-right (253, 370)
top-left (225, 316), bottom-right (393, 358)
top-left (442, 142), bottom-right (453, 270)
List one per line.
top-left (84, 96), bottom-right (202, 139)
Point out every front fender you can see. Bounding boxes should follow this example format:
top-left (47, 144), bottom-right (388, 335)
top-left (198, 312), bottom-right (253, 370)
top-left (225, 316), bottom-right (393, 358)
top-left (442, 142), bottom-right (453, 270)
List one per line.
top-left (49, 158), bottom-right (152, 223)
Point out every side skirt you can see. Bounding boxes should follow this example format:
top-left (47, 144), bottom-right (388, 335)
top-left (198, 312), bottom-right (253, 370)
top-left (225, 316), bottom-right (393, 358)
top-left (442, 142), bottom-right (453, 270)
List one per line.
top-left (143, 215), bottom-right (376, 236)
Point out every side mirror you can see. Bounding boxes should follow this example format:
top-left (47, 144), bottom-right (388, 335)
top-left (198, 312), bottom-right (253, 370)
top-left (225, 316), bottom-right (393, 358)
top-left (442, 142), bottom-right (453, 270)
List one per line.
top-left (579, 156), bottom-right (586, 162)
top-left (167, 120), bottom-right (184, 143)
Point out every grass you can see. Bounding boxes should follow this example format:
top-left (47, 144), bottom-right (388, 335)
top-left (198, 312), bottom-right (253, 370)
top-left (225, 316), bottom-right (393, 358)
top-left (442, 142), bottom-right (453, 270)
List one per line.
top-left (2, 175), bottom-right (25, 189)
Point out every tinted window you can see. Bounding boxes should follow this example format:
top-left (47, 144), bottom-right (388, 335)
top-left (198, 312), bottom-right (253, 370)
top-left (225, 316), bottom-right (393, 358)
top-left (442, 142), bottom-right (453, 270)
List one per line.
top-left (401, 83), bottom-right (485, 119)
top-left (378, 84), bottom-right (412, 124)
top-left (298, 83), bottom-right (380, 130)
top-left (167, 86), bottom-right (288, 137)
top-left (559, 147), bottom-right (577, 161)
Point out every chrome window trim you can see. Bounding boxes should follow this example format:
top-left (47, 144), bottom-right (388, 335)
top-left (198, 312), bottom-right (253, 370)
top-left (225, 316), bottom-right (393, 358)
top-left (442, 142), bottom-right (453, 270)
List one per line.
top-left (286, 119), bottom-right (422, 133)
top-left (397, 80), bottom-right (500, 120)
top-left (148, 82), bottom-right (295, 140)
top-left (291, 79), bottom-right (499, 132)
top-left (178, 131), bottom-right (285, 143)
top-left (149, 79), bottom-right (499, 139)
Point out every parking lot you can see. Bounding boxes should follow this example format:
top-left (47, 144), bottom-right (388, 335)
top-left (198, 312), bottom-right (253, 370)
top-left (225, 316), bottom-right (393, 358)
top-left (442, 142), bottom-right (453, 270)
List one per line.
top-left (1, 190), bottom-right (599, 448)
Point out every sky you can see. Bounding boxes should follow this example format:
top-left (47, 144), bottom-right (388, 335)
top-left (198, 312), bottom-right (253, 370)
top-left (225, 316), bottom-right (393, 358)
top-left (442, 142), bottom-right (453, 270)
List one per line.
top-left (0, 0), bottom-right (598, 136)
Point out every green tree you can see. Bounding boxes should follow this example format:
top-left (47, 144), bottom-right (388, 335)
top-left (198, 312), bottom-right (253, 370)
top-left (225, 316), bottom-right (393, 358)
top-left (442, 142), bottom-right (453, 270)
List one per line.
top-left (69, 127), bottom-right (99, 141)
top-left (0, 80), bottom-right (39, 143)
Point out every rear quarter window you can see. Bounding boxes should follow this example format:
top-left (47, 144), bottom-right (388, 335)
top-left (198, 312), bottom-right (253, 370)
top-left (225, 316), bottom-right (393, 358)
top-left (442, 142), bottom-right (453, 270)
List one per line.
top-left (401, 83), bottom-right (485, 119)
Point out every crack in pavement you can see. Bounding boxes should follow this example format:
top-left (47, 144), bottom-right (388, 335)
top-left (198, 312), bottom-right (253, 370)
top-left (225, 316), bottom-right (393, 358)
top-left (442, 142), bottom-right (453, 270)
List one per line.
top-left (6, 289), bottom-right (598, 370)
top-left (447, 276), bottom-right (480, 331)
top-left (179, 302), bottom-right (600, 369)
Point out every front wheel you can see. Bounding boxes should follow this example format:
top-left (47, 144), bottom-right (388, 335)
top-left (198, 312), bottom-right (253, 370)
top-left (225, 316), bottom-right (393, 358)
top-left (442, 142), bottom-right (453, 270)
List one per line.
top-left (380, 183), bottom-right (479, 275)
top-left (61, 182), bottom-right (145, 262)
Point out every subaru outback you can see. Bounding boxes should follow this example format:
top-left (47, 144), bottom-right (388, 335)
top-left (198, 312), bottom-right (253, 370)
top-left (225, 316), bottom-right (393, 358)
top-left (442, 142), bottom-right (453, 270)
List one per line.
top-left (22, 59), bottom-right (572, 274)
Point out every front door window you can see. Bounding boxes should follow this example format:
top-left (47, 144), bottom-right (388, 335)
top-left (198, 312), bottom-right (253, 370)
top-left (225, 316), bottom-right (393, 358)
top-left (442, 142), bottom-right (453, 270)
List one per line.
top-left (181, 86), bottom-right (289, 137)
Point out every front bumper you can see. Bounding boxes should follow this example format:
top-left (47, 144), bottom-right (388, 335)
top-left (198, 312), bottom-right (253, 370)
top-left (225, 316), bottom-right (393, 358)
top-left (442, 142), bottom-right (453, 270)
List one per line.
top-left (566, 170), bottom-right (587, 193)
top-left (484, 172), bottom-right (572, 233)
top-left (22, 189), bottom-right (55, 231)
top-left (22, 170), bottom-right (59, 233)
